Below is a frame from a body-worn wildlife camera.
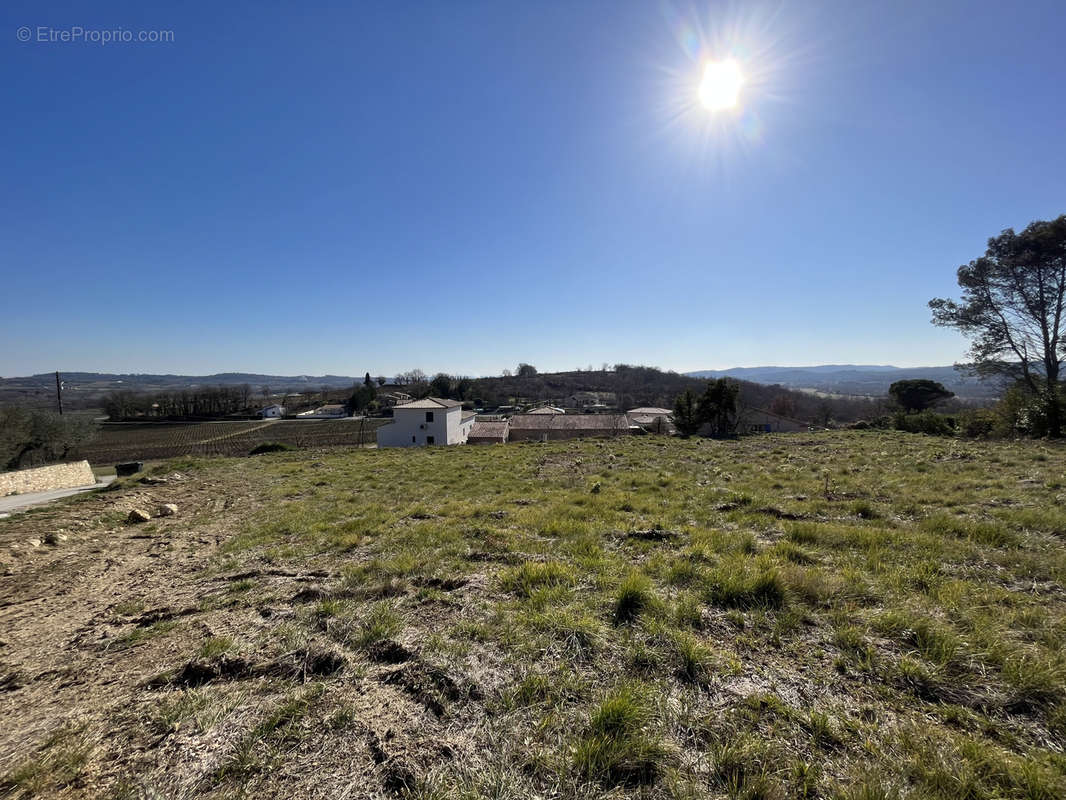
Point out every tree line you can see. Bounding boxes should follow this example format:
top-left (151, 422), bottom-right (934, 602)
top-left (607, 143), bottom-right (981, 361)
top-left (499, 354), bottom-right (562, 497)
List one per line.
top-left (104, 385), bottom-right (255, 420)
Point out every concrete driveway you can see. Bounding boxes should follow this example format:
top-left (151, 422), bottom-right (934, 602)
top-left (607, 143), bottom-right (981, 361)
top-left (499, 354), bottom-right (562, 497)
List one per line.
top-left (0, 477), bottom-right (116, 517)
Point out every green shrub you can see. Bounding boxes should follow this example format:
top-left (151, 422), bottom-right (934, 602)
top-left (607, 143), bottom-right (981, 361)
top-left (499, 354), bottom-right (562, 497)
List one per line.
top-left (773, 541), bottom-right (818, 565)
top-left (893, 411), bottom-right (957, 437)
top-left (958, 408), bottom-right (1005, 438)
top-left (614, 571), bottom-right (657, 623)
top-left (704, 562), bottom-right (787, 609)
top-left (249, 441), bottom-right (295, 455)
top-left (500, 561), bottom-right (575, 597)
top-left (574, 684), bottom-right (669, 785)
top-left (670, 632), bottom-right (715, 684)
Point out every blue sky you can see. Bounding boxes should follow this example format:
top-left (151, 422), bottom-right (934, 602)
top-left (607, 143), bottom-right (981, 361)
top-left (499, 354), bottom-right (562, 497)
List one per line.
top-left (2, 1), bottom-right (1064, 378)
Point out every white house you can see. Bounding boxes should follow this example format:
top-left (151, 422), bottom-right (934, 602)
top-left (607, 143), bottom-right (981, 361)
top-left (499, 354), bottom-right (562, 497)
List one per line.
top-left (297, 404), bottom-right (348, 418)
top-left (376, 398), bottom-right (476, 447)
top-left (259, 404), bottom-right (285, 418)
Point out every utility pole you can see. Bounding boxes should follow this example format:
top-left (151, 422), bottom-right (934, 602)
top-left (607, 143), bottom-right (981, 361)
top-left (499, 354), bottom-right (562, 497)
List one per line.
top-left (55, 371), bottom-right (64, 415)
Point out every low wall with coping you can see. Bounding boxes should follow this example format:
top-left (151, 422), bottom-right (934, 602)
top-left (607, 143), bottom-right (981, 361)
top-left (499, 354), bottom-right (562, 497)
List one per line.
top-left (0, 461), bottom-right (96, 496)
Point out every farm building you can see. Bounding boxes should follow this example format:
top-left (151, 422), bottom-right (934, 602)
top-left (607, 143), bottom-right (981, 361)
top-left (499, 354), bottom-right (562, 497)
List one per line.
top-left (467, 420), bottom-right (510, 445)
top-left (564, 391), bottom-right (615, 409)
top-left (258, 404), bottom-right (285, 419)
top-left (377, 391), bottom-right (413, 408)
top-left (526, 406), bottom-right (565, 415)
top-left (297, 404), bottom-right (348, 419)
top-left (736, 408), bottom-right (811, 434)
top-left (507, 413), bottom-right (633, 442)
top-left (377, 398), bottom-right (476, 448)
top-left (626, 407), bottom-right (674, 434)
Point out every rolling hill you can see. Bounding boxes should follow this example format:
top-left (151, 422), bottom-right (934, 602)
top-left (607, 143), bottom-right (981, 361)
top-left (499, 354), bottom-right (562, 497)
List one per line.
top-left (685, 365), bottom-right (1000, 399)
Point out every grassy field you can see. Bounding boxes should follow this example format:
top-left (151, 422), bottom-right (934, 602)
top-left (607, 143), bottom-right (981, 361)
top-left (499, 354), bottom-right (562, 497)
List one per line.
top-left (1, 432), bottom-right (1064, 799)
top-left (75, 419), bottom-right (387, 464)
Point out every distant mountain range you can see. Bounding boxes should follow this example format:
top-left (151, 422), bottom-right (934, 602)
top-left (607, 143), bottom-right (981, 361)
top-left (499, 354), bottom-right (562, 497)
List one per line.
top-left (1, 365), bottom-right (1003, 412)
top-left (685, 365), bottom-right (999, 399)
top-left (3, 372), bottom-right (361, 389)
top-left (0, 372), bottom-right (366, 411)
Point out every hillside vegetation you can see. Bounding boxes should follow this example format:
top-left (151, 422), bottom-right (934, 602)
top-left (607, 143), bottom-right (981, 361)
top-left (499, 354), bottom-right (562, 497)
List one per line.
top-left (1, 433), bottom-right (1064, 799)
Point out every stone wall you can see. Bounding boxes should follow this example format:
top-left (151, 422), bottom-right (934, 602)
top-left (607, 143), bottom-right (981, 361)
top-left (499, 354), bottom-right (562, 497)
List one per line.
top-left (0, 461), bottom-right (96, 496)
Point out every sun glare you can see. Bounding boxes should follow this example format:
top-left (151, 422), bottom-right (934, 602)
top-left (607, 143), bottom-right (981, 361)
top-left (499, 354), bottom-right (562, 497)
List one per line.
top-left (698, 59), bottom-right (742, 111)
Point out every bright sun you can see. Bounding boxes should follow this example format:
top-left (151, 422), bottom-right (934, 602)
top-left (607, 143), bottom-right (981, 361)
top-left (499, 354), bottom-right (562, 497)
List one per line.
top-left (698, 59), bottom-right (742, 111)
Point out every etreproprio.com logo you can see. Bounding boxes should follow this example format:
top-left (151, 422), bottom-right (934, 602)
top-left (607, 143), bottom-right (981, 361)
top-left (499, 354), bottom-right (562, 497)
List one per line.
top-left (16, 26), bottom-right (175, 44)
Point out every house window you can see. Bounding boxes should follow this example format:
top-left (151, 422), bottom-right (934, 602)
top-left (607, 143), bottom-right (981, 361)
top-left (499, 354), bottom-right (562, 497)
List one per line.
top-left (426, 435), bottom-right (435, 445)
top-left (411, 435), bottom-right (416, 443)
top-left (425, 411), bottom-right (434, 422)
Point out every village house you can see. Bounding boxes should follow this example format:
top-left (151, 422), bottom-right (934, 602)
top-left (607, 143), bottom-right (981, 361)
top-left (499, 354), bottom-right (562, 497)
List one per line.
top-left (507, 413), bottom-right (633, 442)
top-left (376, 390), bottom-right (413, 408)
top-left (297, 404), bottom-right (348, 419)
top-left (376, 397), bottom-right (476, 447)
top-left (735, 407), bottom-right (811, 434)
top-left (626, 407), bottom-right (674, 434)
top-left (467, 420), bottom-right (510, 445)
top-left (564, 391), bottom-right (616, 410)
top-left (526, 405), bottom-right (565, 415)
top-left (258, 404), bottom-right (285, 419)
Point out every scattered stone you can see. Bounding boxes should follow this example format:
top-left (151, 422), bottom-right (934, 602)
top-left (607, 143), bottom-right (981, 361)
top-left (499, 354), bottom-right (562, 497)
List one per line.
top-left (126, 509), bottom-right (151, 524)
top-left (138, 477), bottom-right (168, 486)
top-left (27, 538), bottom-right (42, 548)
top-left (590, 481), bottom-right (602, 494)
top-left (156, 503), bottom-right (178, 517)
top-left (43, 532), bottom-right (67, 545)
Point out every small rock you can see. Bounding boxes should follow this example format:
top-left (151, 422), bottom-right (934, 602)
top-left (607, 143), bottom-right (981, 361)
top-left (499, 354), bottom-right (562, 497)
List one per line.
top-left (43, 532), bottom-right (67, 545)
top-left (127, 509), bottom-right (151, 524)
top-left (157, 503), bottom-right (178, 517)
top-left (27, 538), bottom-right (42, 548)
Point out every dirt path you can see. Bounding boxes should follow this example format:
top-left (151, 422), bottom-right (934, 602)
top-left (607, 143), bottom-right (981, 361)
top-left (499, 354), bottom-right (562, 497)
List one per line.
top-left (0, 462), bottom-right (473, 799)
top-left (0, 472), bottom-right (244, 779)
top-left (0, 478), bottom-right (116, 517)
top-left (190, 420), bottom-right (278, 446)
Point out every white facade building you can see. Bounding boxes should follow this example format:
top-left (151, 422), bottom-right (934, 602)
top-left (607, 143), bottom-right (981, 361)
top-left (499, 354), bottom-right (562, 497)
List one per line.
top-left (259, 404), bottom-right (285, 418)
top-left (297, 404), bottom-right (348, 418)
top-left (376, 398), bottom-right (475, 447)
